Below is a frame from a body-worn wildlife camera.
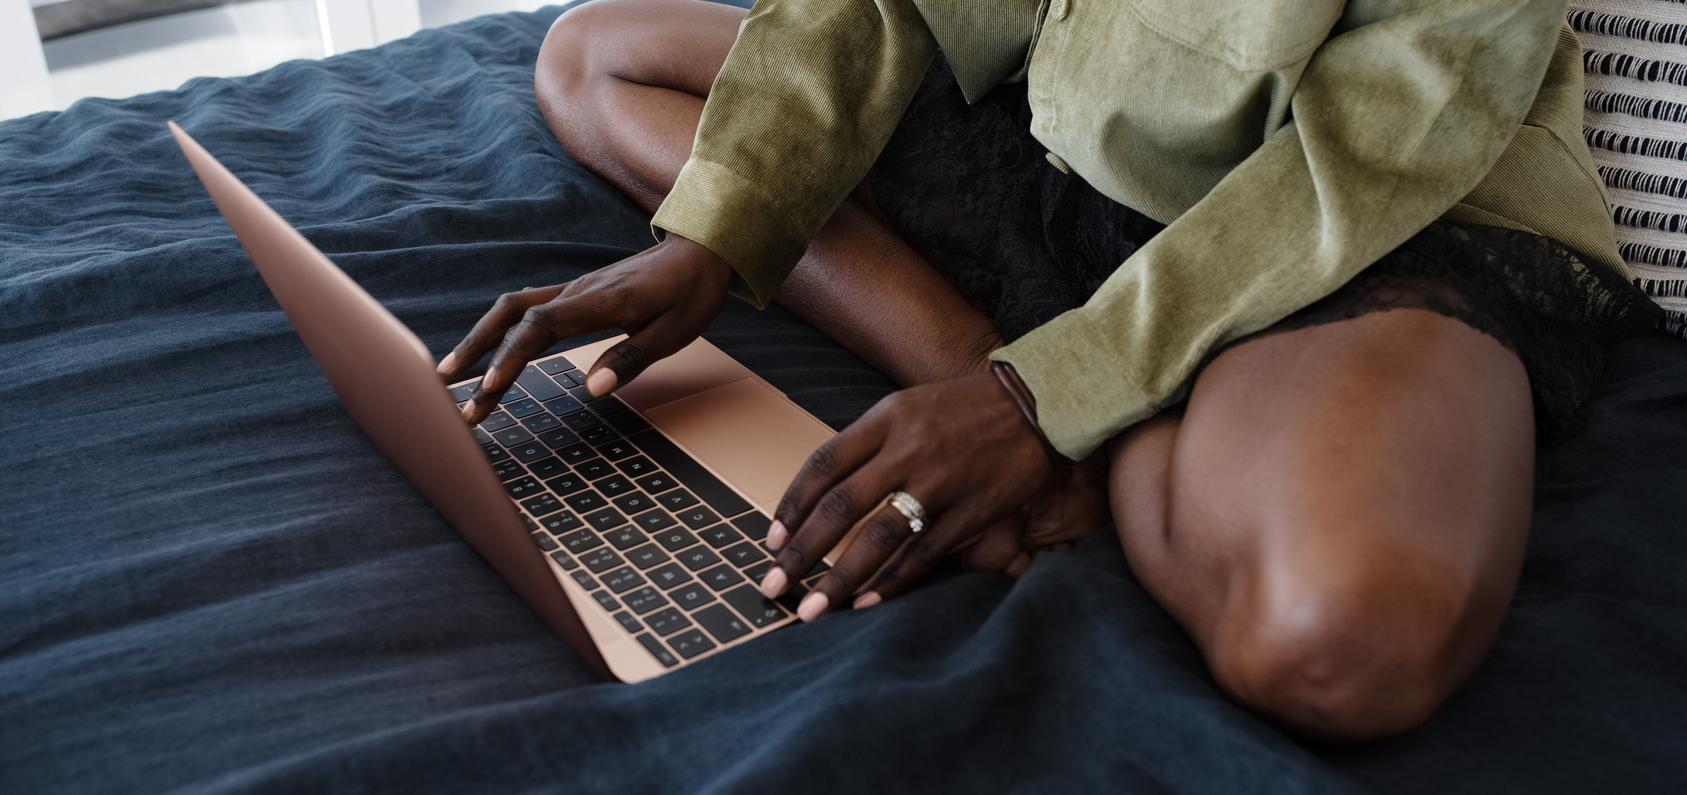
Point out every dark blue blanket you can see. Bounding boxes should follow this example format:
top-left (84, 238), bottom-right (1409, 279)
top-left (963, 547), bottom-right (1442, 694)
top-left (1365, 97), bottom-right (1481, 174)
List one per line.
top-left (3, 6), bottom-right (1685, 792)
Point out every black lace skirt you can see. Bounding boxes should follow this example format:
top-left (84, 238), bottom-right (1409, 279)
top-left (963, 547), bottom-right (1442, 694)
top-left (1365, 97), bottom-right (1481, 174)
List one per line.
top-left (867, 59), bottom-right (1661, 445)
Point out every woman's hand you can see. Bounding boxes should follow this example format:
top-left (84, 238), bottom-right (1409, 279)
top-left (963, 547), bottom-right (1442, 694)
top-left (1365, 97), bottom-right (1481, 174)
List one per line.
top-left (956, 450), bottom-right (1111, 574)
top-left (758, 369), bottom-right (1061, 620)
top-left (438, 235), bottom-right (734, 424)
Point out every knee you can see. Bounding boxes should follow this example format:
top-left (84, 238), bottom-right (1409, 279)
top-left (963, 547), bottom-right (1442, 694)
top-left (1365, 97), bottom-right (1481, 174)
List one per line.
top-left (1206, 544), bottom-right (1482, 741)
top-left (537, 0), bottom-right (638, 113)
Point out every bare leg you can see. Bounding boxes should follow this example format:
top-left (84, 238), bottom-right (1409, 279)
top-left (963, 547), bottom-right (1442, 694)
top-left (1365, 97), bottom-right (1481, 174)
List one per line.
top-left (535, 0), bottom-right (1001, 387)
top-left (1110, 309), bottom-right (1535, 739)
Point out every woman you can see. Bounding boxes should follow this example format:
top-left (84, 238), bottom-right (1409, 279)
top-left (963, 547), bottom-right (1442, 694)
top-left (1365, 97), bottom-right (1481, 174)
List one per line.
top-left (437, 0), bottom-right (1659, 739)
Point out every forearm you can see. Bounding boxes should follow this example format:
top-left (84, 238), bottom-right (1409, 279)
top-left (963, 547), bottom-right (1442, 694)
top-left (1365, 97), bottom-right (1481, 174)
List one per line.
top-left (776, 197), bottom-right (1002, 388)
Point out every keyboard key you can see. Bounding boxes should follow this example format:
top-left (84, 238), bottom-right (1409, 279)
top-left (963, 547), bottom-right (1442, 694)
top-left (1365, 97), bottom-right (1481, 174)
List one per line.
top-left (492, 425), bottom-right (534, 447)
top-left (612, 492), bottom-right (655, 516)
top-left (595, 475), bottom-right (635, 499)
top-left (571, 570), bottom-right (597, 589)
top-left (517, 365), bottom-right (568, 402)
top-left (586, 507), bottom-right (627, 534)
top-left (698, 563), bottom-right (744, 592)
top-left (631, 430), bottom-right (752, 517)
top-left (550, 550), bottom-right (578, 570)
top-left (531, 532), bottom-right (559, 552)
top-left (596, 440), bottom-right (638, 461)
top-left (472, 426), bottom-right (494, 446)
top-left (479, 410), bottom-right (517, 432)
top-left (536, 427), bottom-right (580, 450)
top-left (559, 529), bottom-right (603, 553)
top-left (541, 511), bottom-right (583, 534)
top-left (604, 410), bottom-right (652, 435)
top-left (622, 586), bottom-right (669, 615)
top-left (602, 524), bottom-right (646, 550)
top-left (695, 604), bottom-right (752, 644)
top-left (678, 546), bottom-right (723, 572)
top-left (527, 456), bottom-right (567, 480)
top-left (511, 442), bottom-right (552, 464)
top-left (580, 546), bottom-right (624, 573)
top-left (634, 508), bottom-right (680, 532)
top-left (626, 543), bottom-right (672, 571)
top-left (698, 523), bottom-right (741, 549)
top-left (491, 458), bottom-right (525, 482)
top-left (731, 513), bottom-right (771, 542)
top-left (667, 629), bottom-right (717, 659)
top-left (520, 493), bottom-right (564, 517)
top-left (651, 526), bottom-right (694, 553)
top-left (545, 472), bottom-right (587, 498)
top-left (677, 506), bottom-right (721, 531)
top-left (449, 381), bottom-right (479, 402)
top-left (523, 516), bottom-right (538, 531)
top-left (581, 425), bottom-right (619, 446)
top-left (671, 583), bottom-right (713, 611)
top-left (482, 444), bottom-right (509, 463)
top-left (602, 566), bottom-right (647, 594)
top-left (634, 634), bottom-right (678, 668)
top-left (722, 585), bottom-right (789, 628)
top-left (503, 397), bottom-right (543, 418)
top-left (563, 410), bottom-right (603, 432)
top-left (647, 562), bottom-right (691, 590)
top-left (520, 412), bottom-right (563, 434)
top-left (644, 607), bottom-right (691, 637)
top-left (503, 476), bottom-right (544, 500)
top-left (537, 357), bottom-right (575, 376)
top-left (557, 443), bottom-right (595, 465)
top-left (611, 611), bottom-right (641, 633)
top-left (496, 385), bottom-right (530, 403)
top-left (591, 590), bottom-right (619, 611)
top-left (742, 560), bottom-right (771, 583)
top-left (634, 472), bottom-right (676, 495)
top-left (560, 368), bottom-right (586, 387)
top-left (721, 541), bottom-right (767, 568)
top-left (616, 455), bottom-right (657, 478)
top-left (657, 488), bottom-right (700, 512)
top-left (575, 457), bottom-right (614, 481)
top-left (564, 490), bottom-right (606, 514)
top-left (543, 393), bottom-right (585, 416)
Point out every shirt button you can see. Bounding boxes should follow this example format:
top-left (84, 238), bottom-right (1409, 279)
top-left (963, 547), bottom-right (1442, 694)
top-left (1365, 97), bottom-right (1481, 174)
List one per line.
top-left (1050, 0), bottom-right (1070, 20)
top-left (1045, 151), bottom-right (1072, 174)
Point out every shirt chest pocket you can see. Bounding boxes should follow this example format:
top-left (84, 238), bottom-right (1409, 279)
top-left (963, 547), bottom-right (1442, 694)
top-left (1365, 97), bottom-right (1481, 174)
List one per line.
top-left (1124, 0), bottom-right (1343, 70)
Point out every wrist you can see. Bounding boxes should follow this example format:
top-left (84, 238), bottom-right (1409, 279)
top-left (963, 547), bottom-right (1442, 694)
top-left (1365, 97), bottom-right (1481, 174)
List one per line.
top-left (989, 361), bottom-right (1061, 468)
top-left (661, 234), bottom-right (735, 292)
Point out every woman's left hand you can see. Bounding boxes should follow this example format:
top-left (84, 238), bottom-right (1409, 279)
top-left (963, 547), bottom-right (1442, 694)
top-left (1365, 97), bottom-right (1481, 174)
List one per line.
top-left (758, 369), bottom-right (1058, 620)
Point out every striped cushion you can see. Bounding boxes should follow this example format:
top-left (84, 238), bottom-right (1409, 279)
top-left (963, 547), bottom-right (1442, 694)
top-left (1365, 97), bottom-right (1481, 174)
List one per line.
top-left (1571, 0), bottom-right (1687, 337)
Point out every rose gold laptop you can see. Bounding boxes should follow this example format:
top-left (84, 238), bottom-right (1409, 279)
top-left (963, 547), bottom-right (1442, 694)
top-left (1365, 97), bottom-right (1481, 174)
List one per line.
top-left (169, 121), bottom-right (839, 682)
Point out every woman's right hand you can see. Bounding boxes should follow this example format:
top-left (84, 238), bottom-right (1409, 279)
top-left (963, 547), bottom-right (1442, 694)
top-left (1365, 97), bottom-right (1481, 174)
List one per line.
top-left (439, 235), bottom-right (734, 424)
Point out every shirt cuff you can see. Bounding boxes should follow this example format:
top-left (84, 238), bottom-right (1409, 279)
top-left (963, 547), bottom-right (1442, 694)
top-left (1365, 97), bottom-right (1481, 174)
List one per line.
top-left (989, 308), bottom-right (1159, 461)
top-left (649, 157), bottom-right (808, 309)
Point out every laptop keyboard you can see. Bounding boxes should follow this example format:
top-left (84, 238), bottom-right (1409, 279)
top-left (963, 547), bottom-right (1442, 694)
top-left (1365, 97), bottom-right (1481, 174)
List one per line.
top-left (455, 356), bottom-right (829, 669)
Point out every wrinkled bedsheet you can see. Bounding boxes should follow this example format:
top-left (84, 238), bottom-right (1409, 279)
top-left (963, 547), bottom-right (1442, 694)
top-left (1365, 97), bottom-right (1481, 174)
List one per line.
top-left (3, 6), bottom-right (1685, 792)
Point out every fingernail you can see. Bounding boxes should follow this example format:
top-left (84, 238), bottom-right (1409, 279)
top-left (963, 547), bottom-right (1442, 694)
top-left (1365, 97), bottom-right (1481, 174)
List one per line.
top-left (759, 567), bottom-right (787, 599)
top-left (461, 400), bottom-right (476, 422)
top-left (586, 368), bottom-right (617, 397)
top-left (436, 352), bottom-right (456, 375)
top-left (797, 591), bottom-right (829, 622)
top-left (765, 520), bottom-right (787, 550)
top-left (853, 592), bottom-right (881, 610)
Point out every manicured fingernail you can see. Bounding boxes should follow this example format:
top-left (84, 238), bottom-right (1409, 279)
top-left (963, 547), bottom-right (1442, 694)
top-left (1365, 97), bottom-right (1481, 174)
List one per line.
top-left (759, 567), bottom-right (787, 599)
top-left (765, 520), bottom-right (787, 550)
top-left (461, 400), bottom-right (476, 421)
top-left (481, 365), bottom-right (500, 388)
top-left (436, 352), bottom-right (456, 375)
top-left (586, 368), bottom-right (617, 397)
top-left (853, 592), bottom-right (881, 610)
top-left (797, 591), bottom-right (829, 622)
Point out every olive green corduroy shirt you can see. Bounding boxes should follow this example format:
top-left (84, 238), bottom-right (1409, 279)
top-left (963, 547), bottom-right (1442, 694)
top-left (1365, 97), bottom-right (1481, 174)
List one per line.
top-left (650, 0), bottom-right (1622, 460)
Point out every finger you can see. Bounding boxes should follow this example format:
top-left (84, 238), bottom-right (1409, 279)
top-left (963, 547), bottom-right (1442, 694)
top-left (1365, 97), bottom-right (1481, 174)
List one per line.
top-left (856, 500), bottom-right (993, 606)
top-left (582, 310), bottom-right (690, 397)
top-left (465, 291), bottom-right (613, 423)
top-left (957, 516), bottom-right (1025, 574)
top-left (765, 411), bottom-right (889, 555)
top-left (794, 499), bottom-right (913, 621)
top-left (1003, 551), bottom-right (1033, 578)
top-left (438, 286), bottom-right (560, 380)
top-left (762, 459), bottom-right (902, 602)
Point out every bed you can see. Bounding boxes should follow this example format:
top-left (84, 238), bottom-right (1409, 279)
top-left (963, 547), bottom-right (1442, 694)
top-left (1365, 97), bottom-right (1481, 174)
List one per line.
top-left (3, 5), bottom-right (1685, 792)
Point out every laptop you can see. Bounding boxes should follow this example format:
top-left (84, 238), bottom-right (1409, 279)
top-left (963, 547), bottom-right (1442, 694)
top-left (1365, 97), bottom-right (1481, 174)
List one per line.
top-left (168, 121), bottom-right (841, 682)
